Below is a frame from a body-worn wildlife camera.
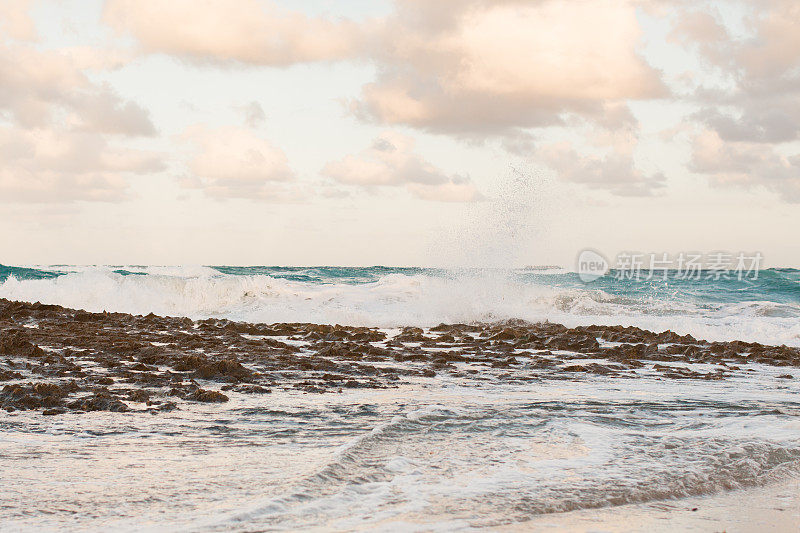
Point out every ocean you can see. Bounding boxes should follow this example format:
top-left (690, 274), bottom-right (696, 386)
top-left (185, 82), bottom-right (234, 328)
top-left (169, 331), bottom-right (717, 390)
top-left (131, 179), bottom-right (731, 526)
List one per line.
top-left (1, 264), bottom-right (799, 345)
top-left (1, 265), bottom-right (799, 530)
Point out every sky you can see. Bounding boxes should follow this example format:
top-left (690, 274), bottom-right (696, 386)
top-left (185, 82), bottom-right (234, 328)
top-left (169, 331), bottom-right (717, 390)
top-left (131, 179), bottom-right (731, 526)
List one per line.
top-left (0, 0), bottom-right (798, 267)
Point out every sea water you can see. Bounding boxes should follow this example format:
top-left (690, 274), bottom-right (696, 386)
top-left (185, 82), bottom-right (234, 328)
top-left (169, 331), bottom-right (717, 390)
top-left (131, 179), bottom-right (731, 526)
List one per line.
top-left (1, 264), bottom-right (799, 345)
top-left (1, 265), bottom-right (799, 531)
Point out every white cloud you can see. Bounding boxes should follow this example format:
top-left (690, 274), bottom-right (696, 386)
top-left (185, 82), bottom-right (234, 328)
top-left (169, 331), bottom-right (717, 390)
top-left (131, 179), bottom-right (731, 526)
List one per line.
top-left (353, 0), bottom-right (666, 137)
top-left (667, 8), bottom-right (731, 67)
top-left (8, 0), bottom-right (797, 208)
top-left (100, 0), bottom-right (664, 137)
top-left (97, 0), bottom-right (670, 198)
top-left (181, 125), bottom-right (295, 200)
top-left (735, 0), bottom-right (800, 82)
top-left (0, 43), bottom-right (155, 135)
top-left (103, 0), bottom-right (364, 66)
top-left (407, 179), bottom-right (484, 203)
top-left (69, 88), bottom-right (156, 136)
top-left (0, 36), bottom-right (160, 203)
top-left (322, 132), bottom-right (482, 202)
top-left (692, 100), bottom-right (800, 144)
top-left (539, 141), bottom-right (666, 197)
top-left (669, 2), bottom-right (800, 144)
top-left (0, 0), bottom-right (36, 41)
top-left (689, 129), bottom-right (800, 202)
top-left (0, 126), bottom-right (164, 203)
top-left (665, 0), bottom-right (800, 201)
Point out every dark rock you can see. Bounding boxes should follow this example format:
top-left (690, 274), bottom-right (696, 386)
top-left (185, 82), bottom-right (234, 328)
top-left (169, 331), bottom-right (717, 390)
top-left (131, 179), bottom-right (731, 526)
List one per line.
top-left (188, 388), bottom-right (229, 403)
top-left (67, 393), bottom-right (129, 412)
top-left (0, 330), bottom-right (46, 358)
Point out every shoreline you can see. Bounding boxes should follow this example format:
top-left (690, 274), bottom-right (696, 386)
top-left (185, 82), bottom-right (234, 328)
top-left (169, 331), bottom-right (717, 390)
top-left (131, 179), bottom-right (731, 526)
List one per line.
top-left (498, 476), bottom-right (800, 532)
top-left (2, 296), bottom-right (799, 529)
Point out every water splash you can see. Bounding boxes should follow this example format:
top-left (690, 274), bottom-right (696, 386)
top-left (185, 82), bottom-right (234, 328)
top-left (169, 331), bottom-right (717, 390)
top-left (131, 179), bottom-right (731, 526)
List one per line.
top-left (1, 264), bottom-right (799, 345)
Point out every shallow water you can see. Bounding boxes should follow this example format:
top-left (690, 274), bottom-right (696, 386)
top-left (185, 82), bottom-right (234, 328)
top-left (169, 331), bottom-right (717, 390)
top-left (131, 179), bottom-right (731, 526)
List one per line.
top-left (2, 362), bottom-right (799, 531)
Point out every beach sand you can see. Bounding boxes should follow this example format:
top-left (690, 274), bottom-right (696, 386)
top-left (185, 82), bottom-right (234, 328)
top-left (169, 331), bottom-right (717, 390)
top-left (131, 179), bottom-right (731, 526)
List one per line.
top-left (502, 478), bottom-right (800, 532)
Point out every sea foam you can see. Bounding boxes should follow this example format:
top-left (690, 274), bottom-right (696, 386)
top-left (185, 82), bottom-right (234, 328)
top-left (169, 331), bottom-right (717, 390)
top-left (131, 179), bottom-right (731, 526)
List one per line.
top-left (1, 265), bottom-right (799, 346)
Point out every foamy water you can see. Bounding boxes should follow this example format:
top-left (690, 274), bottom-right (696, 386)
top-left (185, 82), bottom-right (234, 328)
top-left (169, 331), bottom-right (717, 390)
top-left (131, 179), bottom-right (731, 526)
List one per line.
top-left (2, 365), bottom-right (799, 531)
top-left (1, 264), bottom-right (799, 345)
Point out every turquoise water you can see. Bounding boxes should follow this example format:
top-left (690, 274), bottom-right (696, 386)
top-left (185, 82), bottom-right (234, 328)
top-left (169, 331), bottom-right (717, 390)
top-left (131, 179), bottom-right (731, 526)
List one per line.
top-left (1, 264), bottom-right (799, 345)
top-left (3, 264), bottom-right (798, 304)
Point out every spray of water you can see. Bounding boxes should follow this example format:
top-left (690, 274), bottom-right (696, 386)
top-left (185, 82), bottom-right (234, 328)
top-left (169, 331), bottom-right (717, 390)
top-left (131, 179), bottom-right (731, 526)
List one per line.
top-left (430, 165), bottom-right (555, 269)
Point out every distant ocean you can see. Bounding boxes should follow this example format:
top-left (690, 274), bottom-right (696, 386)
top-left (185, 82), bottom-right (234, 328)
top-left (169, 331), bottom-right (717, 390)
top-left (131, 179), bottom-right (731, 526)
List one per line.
top-left (1, 264), bottom-right (799, 346)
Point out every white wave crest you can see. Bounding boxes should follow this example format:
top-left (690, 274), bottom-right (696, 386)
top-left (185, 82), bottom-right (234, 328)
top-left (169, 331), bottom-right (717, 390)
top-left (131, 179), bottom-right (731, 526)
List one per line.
top-left (1, 267), bottom-right (799, 346)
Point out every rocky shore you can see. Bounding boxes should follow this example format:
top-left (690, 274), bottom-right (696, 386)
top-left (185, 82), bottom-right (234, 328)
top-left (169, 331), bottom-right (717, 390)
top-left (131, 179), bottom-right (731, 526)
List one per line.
top-left (0, 298), bottom-right (797, 415)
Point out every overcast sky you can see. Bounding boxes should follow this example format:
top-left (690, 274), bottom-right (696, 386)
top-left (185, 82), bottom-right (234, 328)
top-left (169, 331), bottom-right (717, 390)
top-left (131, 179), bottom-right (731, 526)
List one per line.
top-left (1, 0), bottom-right (798, 266)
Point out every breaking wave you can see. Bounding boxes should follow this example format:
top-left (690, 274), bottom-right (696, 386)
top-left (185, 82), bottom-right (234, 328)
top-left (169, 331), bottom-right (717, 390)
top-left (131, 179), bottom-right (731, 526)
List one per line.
top-left (1, 264), bottom-right (799, 346)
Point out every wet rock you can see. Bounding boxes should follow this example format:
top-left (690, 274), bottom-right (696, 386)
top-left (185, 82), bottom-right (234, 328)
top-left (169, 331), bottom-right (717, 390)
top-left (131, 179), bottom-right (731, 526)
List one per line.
top-left (127, 389), bottom-right (152, 402)
top-left (298, 383), bottom-right (328, 393)
top-left (2, 297), bottom-right (800, 416)
top-left (545, 334), bottom-right (599, 352)
top-left (562, 363), bottom-right (618, 376)
top-left (0, 381), bottom-right (79, 411)
top-left (148, 401), bottom-right (178, 412)
top-left (0, 330), bottom-right (46, 358)
top-left (491, 357), bottom-right (519, 368)
top-left (67, 393), bottom-right (130, 412)
top-left (394, 327), bottom-right (432, 343)
top-left (73, 310), bottom-right (95, 322)
top-left (0, 369), bottom-right (23, 381)
top-left (221, 384), bottom-right (271, 394)
top-left (490, 328), bottom-right (525, 341)
top-left (196, 359), bottom-right (253, 382)
top-left (188, 388), bottom-right (229, 403)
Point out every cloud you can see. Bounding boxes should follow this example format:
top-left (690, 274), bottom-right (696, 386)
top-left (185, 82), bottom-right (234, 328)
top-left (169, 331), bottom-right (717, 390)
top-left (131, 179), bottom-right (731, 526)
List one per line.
top-left (670, 2), bottom-right (800, 145)
top-left (692, 100), bottom-right (800, 144)
top-left (0, 126), bottom-right (165, 203)
top-left (100, 0), bottom-right (663, 138)
top-left (539, 142), bottom-right (666, 197)
top-left (664, 0), bottom-right (800, 201)
top-left (734, 0), bottom-right (800, 82)
top-left (0, 43), bottom-right (155, 135)
top-left (406, 179), bottom-right (483, 203)
top-left (103, 0), bottom-right (364, 66)
top-left (667, 9), bottom-right (731, 67)
top-left (181, 125), bottom-right (296, 200)
top-left (689, 129), bottom-right (800, 202)
top-left (352, 0), bottom-right (666, 137)
top-left (96, 0), bottom-right (671, 199)
top-left (0, 24), bottom-right (162, 204)
top-left (69, 88), bottom-right (157, 136)
top-left (322, 132), bottom-right (482, 202)
top-left (0, 0), bottom-right (36, 41)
